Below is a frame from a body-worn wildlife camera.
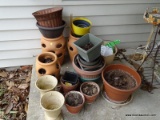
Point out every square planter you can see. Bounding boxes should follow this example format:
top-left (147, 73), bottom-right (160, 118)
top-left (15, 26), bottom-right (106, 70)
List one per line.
top-left (74, 33), bottom-right (102, 62)
top-left (62, 71), bottom-right (78, 85)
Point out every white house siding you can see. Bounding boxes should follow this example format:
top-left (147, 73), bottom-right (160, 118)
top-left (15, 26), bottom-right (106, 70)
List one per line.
top-left (0, 0), bottom-right (160, 67)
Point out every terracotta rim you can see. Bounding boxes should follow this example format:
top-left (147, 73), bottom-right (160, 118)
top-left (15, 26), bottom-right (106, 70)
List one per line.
top-left (80, 82), bottom-right (100, 97)
top-left (65, 91), bottom-right (85, 108)
top-left (101, 64), bottom-right (141, 92)
top-left (37, 52), bottom-right (58, 66)
top-left (42, 35), bottom-right (63, 41)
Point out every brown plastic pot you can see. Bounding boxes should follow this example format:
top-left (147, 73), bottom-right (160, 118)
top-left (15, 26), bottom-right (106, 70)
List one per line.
top-left (72, 55), bottom-right (106, 79)
top-left (36, 52), bottom-right (61, 79)
top-left (41, 35), bottom-right (66, 65)
top-left (65, 91), bottom-right (85, 114)
top-left (80, 82), bottom-right (100, 104)
top-left (67, 33), bottom-right (79, 61)
top-left (102, 64), bottom-right (141, 102)
top-left (32, 7), bottom-right (63, 27)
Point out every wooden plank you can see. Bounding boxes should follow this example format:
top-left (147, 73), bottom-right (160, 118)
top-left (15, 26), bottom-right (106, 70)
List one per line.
top-left (117, 41), bottom-right (146, 49)
top-left (0, 57), bottom-right (35, 68)
top-left (0, 14), bottom-right (146, 31)
top-left (1, 0), bottom-right (160, 6)
top-left (0, 4), bottom-right (160, 19)
top-left (0, 49), bottom-right (41, 59)
top-left (0, 24), bottom-right (152, 41)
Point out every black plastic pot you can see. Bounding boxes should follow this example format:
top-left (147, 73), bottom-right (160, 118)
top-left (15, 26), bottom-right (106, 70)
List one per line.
top-left (36, 20), bottom-right (66, 38)
top-left (62, 71), bottom-right (79, 85)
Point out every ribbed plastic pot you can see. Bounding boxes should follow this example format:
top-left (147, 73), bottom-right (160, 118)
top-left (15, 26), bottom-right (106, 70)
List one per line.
top-left (102, 64), bottom-right (141, 102)
top-left (32, 7), bottom-right (63, 27)
top-left (36, 20), bottom-right (66, 38)
top-left (74, 33), bottom-right (102, 62)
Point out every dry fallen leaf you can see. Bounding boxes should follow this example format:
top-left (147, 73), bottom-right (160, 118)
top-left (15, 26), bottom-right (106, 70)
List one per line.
top-left (4, 101), bottom-right (13, 114)
top-left (5, 81), bottom-right (15, 89)
top-left (24, 103), bottom-right (28, 113)
top-left (0, 71), bottom-right (7, 77)
top-left (9, 73), bottom-right (15, 79)
top-left (18, 83), bottom-right (29, 90)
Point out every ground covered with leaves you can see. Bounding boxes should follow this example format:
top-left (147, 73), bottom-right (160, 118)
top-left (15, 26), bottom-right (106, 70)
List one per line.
top-left (0, 66), bottom-right (32, 120)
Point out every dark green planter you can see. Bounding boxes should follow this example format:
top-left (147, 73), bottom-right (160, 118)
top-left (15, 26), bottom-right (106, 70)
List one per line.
top-left (74, 33), bottom-right (102, 62)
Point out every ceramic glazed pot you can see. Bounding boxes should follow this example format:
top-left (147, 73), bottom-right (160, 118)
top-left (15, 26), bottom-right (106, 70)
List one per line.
top-left (72, 17), bottom-right (92, 36)
top-left (72, 55), bottom-right (105, 82)
top-left (36, 52), bottom-right (61, 79)
top-left (32, 7), bottom-right (63, 27)
top-left (40, 91), bottom-right (64, 119)
top-left (80, 82), bottom-right (100, 104)
top-left (67, 34), bottom-right (79, 61)
top-left (35, 75), bottom-right (58, 97)
top-left (41, 35), bottom-right (66, 65)
top-left (65, 91), bottom-right (85, 114)
top-left (36, 20), bottom-right (66, 38)
top-left (74, 33), bottom-right (103, 62)
top-left (102, 64), bottom-right (141, 102)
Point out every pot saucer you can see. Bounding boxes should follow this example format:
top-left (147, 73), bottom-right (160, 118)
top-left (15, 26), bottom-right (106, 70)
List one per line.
top-left (44, 113), bottom-right (63, 120)
top-left (101, 86), bottom-right (133, 108)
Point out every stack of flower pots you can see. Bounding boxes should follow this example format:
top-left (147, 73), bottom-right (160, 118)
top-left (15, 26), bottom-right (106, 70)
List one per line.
top-left (68, 17), bottom-right (92, 61)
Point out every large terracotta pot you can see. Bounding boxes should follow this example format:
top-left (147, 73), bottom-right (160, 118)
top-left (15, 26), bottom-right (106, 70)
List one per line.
top-left (80, 82), bottom-right (100, 104)
top-left (102, 64), bottom-right (141, 102)
top-left (65, 91), bottom-right (85, 114)
top-left (36, 52), bottom-right (61, 79)
top-left (67, 34), bottom-right (79, 61)
top-left (41, 35), bottom-right (66, 65)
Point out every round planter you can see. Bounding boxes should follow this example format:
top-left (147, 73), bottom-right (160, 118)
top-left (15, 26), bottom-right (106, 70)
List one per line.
top-left (67, 33), bottom-right (79, 61)
top-left (32, 7), bottom-right (63, 27)
top-left (35, 75), bottom-right (58, 97)
top-left (40, 91), bottom-right (64, 119)
top-left (102, 64), bottom-right (141, 102)
top-left (41, 35), bottom-right (66, 65)
top-left (72, 55), bottom-right (105, 81)
top-left (36, 20), bottom-right (66, 38)
top-left (72, 17), bottom-right (92, 36)
top-left (36, 52), bottom-right (61, 79)
top-left (65, 91), bottom-right (85, 114)
top-left (80, 82), bottom-right (100, 104)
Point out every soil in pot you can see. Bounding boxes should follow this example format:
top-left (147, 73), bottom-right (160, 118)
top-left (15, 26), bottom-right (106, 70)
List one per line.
top-left (41, 58), bottom-right (53, 63)
top-left (81, 42), bottom-right (94, 50)
top-left (82, 83), bottom-right (97, 96)
top-left (66, 93), bottom-right (83, 106)
top-left (104, 69), bottom-right (136, 90)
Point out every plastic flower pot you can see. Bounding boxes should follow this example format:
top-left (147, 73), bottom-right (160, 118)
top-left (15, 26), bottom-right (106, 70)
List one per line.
top-left (80, 82), bottom-right (100, 104)
top-left (40, 91), bottom-right (64, 119)
top-left (36, 20), bottom-right (66, 38)
top-left (74, 33), bottom-right (103, 62)
top-left (102, 64), bottom-right (141, 102)
top-left (32, 7), bottom-right (63, 27)
top-left (65, 91), bottom-right (85, 114)
top-left (35, 75), bottom-right (58, 97)
top-left (72, 17), bottom-right (92, 36)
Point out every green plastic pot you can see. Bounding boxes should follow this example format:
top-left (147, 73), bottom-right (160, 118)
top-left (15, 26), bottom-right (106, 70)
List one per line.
top-left (74, 33), bottom-right (103, 62)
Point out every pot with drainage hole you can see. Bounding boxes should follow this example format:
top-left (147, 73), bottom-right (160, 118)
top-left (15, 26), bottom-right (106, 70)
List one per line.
top-left (41, 35), bottom-right (66, 65)
top-left (36, 52), bottom-right (61, 79)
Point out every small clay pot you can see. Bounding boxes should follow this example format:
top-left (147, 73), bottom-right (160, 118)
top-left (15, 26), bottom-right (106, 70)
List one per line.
top-left (80, 82), bottom-right (100, 104)
top-left (102, 64), bottom-right (141, 102)
top-left (65, 91), bottom-right (85, 114)
top-left (36, 20), bottom-right (66, 38)
top-left (41, 35), bottom-right (66, 65)
top-left (67, 33), bottom-right (79, 61)
top-left (36, 52), bottom-right (61, 79)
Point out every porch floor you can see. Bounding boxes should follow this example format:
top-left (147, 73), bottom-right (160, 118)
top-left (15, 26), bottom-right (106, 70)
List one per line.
top-left (27, 55), bottom-right (160, 120)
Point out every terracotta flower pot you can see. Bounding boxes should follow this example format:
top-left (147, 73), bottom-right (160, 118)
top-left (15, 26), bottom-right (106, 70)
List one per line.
top-left (72, 55), bottom-right (105, 82)
top-left (102, 64), bottom-right (141, 102)
top-left (40, 91), bottom-right (64, 119)
top-left (65, 91), bottom-right (85, 114)
top-left (41, 35), bottom-right (66, 65)
top-left (32, 7), bottom-right (63, 27)
top-left (35, 75), bottom-right (58, 97)
top-left (67, 33), bottom-right (79, 61)
top-left (36, 20), bottom-right (66, 38)
top-left (80, 82), bottom-right (100, 104)
top-left (36, 52), bottom-right (61, 79)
